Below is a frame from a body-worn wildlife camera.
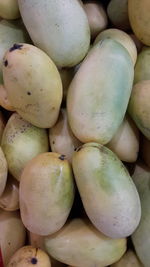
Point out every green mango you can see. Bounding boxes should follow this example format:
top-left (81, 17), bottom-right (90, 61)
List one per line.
top-left (111, 250), bottom-right (143, 267)
top-left (67, 38), bottom-right (134, 144)
top-left (44, 218), bottom-right (127, 267)
top-left (0, 0), bottom-right (20, 20)
top-left (132, 162), bottom-right (150, 267)
top-left (2, 43), bottom-right (62, 128)
top-left (19, 152), bottom-right (75, 236)
top-left (0, 147), bottom-right (7, 197)
top-left (134, 47), bottom-right (150, 84)
top-left (1, 113), bottom-right (49, 181)
top-left (72, 142), bottom-right (141, 238)
top-left (18, 0), bottom-right (90, 68)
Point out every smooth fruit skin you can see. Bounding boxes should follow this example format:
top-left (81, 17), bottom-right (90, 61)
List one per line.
top-left (44, 218), bottom-right (126, 267)
top-left (2, 43), bottom-right (62, 128)
top-left (134, 47), bottom-right (150, 84)
top-left (7, 246), bottom-right (51, 267)
top-left (1, 113), bottom-right (49, 181)
top-left (0, 147), bottom-right (8, 197)
top-left (19, 152), bottom-right (75, 236)
top-left (128, 0), bottom-right (150, 46)
top-left (0, 210), bottom-right (26, 266)
top-left (132, 162), bottom-right (150, 267)
top-left (0, 0), bottom-right (20, 20)
top-left (111, 249), bottom-right (143, 267)
top-left (72, 143), bottom-right (141, 238)
top-left (67, 39), bottom-right (134, 144)
top-left (18, 0), bottom-right (90, 68)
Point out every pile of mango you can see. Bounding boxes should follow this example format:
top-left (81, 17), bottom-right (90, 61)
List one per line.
top-left (0, 0), bottom-right (150, 266)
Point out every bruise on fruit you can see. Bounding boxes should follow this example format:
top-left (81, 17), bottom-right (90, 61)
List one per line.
top-left (31, 257), bottom-right (38, 264)
top-left (59, 154), bottom-right (66, 160)
top-left (9, 44), bottom-right (23, 52)
top-left (27, 91), bottom-right (31, 95)
top-left (4, 59), bottom-right (8, 67)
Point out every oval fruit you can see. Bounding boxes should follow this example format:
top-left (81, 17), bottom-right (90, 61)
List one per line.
top-left (0, 147), bottom-right (8, 197)
top-left (1, 113), bottom-right (49, 181)
top-left (67, 38), bottom-right (134, 144)
top-left (134, 47), bottom-right (150, 84)
top-left (72, 142), bottom-right (141, 238)
top-left (2, 43), bottom-right (62, 128)
top-left (18, 0), bottom-right (90, 68)
top-left (111, 250), bottom-right (142, 267)
top-left (19, 152), bottom-right (75, 235)
top-left (44, 218), bottom-right (126, 267)
top-left (0, 0), bottom-right (20, 20)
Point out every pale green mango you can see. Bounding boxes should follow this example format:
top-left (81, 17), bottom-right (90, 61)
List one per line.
top-left (2, 43), bottom-right (62, 128)
top-left (0, 146), bottom-right (7, 197)
top-left (49, 109), bottom-right (82, 163)
top-left (134, 47), bottom-right (150, 84)
top-left (0, 210), bottom-right (26, 266)
top-left (0, 0), bottom-right (20, 20)
top-left (94, 28), bottom-right (137, 65)
top-left (107, 0), bottom-right (130, 30)
top-left (1, 113), bottom-right (49, 181)
top-left (44, 218), bottom-right (126, 267)
top-left (72, 143), bottom-right (141, 238)
top-left (67, 38), bottom-right (134, 144)
top-left (19, 152), bottom-right (75, 236)
top-left (132, 162), bottom-right (150, 267)
top-left (18, 0), bottom-right (90, 68)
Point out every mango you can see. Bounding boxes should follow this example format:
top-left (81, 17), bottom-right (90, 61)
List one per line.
top-left (111, 250), bottom-right (143, 267)
top-left (128, 0), bottom-right (150, 46)
top-left (0, 210), bottom-right (26, 266)
top-left (7, 246), bottom-right (51, 267)
top-left (18, 0), bottom-right (90, 68)
top-left (2, 43), bottom-right (62, 128)
top-left (134, 47), bottom-right (150, 84)
top-left (0, 0), bottom-right (20, 20)
top-left (44, 218), bottom-right (126, 267)
top-left (49, 109), bottom-right (82, 163)
top-left (19, 152), bottom-right (75, 236)
top-left (107, 115), bottom-right (139, 162)
top-left (67, 38), bottom-right (134, 144)
top-left (94, 28), bottom-right (137, 65)
top-left (0, 174), bottom-right (19, 211)
top-left (1, 113), bottom-right (49, 181)
top-left (132, 162), bottom-right (150, 267)
top-left (128, 80), bottom-right (150, 140)
top-left (72, 143), bottom-right (141, 238)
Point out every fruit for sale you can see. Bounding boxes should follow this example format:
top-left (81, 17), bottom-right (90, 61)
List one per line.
top-left (132, 162), bottom-right (150, 267)
top-left (18, 0), bottom-right (90, 68)
top-left (107, 115), bottom-right (139, 162)
top-left (0, 0), bottom-right (20, 20)
top-left (111, 249), bottom-right (142, 267)
top-left (128, 0), bottom-right (150, 46)
top-left (7, 246), bottom-right (51, 267)
top-left (0, 147), bottom-right (7, 197)
top-left (44, 218), bottom-right (126, 267)
top-left (49, 109), bottom-right (82, 163)
top-left (72, 143), bottom-right (141, 238)
top-left (2, 43), bottom-right (63, 128)
top-left (94, 28), bottom-right (137, 65)
top-left (1, 113), bottom-right (49, 181)
top-left (0, 210), bottom-right (26, 266)
top-left (134, 47), bottom-right (150, 84)
top-left (19, 152), bottom-right (75, 235)
top-left (128, 80), bottom-right (150, 140)
top-left (67, 38), bottom-right (134, 144)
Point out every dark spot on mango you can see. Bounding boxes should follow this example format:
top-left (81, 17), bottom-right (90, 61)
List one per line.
top-left (52, 141), bottom-right (55, 144)
top-left (4, 59), bottom-right (8, 67)
top-left (27, 91), bottom-right (31, 95)
top-left (31, 258), bottom-right (38, 264)
top-left (59, 154), bottom-right (66, 160)
top-left (9, 43), bottom-right (23, 52)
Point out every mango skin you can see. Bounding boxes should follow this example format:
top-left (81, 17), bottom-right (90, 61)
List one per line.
top-left (45, 218), bottom-right (126, 267)
top-left (134, 47), bottom-right (150, 84)
top-left (72, 143), bottom-right (141, 238)
top-left (18, 0), bottom-right (90, 68)
top-left (132, 162), bottom-right (150, 267)
top-left (19, 152), bottom-right (75, 236)
top-left (0, 210), bottom-right (26, 266)
top-left (128, 0), bottom-right (150, 46)
top-left (2, 43), bottom-right (62, 128)
top-left (0, 0), bottom-right (20, 20)
top-left (128, 80), bottom-right (150, 140)
top-left (0, 147), bottom-right (8, 197)
top-left (7, 246), bottom-right (51, 267)
top-left (111, 250), bottom-right (143, 267)
top-left (1, 113), bottom-right (49, 181)
top-left (67, 39), bottom-right (134, 144)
